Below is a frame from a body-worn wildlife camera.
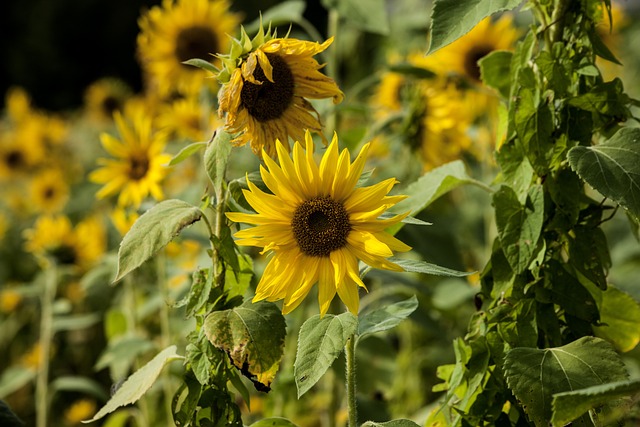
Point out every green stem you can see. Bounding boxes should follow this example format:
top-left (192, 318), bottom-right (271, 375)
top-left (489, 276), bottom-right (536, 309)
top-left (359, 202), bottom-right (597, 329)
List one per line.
top-left (345, 333), bottom-right (357, 427)
top-left (36, 262), bottom-right (56, 427)
top-left (550, 0), bottom-right (571, 45)
top-left (156, 253), bottom-right (175, 424)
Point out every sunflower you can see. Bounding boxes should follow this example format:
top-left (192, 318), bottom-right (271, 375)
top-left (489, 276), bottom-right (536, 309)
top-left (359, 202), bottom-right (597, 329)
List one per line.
top-left (89, 104), bottom-right (172, 208)
top-left (23, 215), bottom-right (106, 271)
top-left (84, 77), bottom-right (132, 123)
top-left (217, 28), bottom-right (344, 157)
top-left (226, 131), bottom-right (411, 315)
top-left (156, 95), bottom-right (219, 142)
top-left (64, 399), bottom-right (97, 426)
top-left (0, 129), bottom-right (44, 180)
top-left (137, 0), bottom-right (241, 97)
top-left (29, 168), bottom-right (70, 214)
top-left (423, 15), bottom-right (520, 84)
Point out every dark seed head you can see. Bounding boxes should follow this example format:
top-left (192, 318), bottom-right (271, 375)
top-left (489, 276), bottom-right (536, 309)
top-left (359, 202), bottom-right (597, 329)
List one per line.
top-left (291, 197), bottom-right (351, 257)
top-left (175, 26), bottom-right (218, 64)
top-left (463, 44), bottom-right (494, 82)
top-left (129, 155), bottom-right (150, 180)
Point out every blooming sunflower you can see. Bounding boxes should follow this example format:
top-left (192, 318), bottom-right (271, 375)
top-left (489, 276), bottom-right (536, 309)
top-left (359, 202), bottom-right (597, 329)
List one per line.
top-left (0, 130), bottom-right (44, 180)
top-left (84, 78), bottom-right (132, 123)
top-left (137, 0), bottom-right (241, 97)
top-left (217, 27), bottom-right (344, 157)
top-left (89, 104), bottom-right (172, 208)
top-left (226, 131), bottom-right (411, 315)
top-left (156, 95), bottom-right (219, 142)
top-left (29, 169), bottom-right (69, 214)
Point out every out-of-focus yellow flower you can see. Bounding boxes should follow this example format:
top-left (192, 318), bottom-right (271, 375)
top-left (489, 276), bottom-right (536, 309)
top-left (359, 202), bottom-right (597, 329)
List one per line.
top-left (0, 288), bottom-right (22, 313)
top-left (21, 342), bottom-right (43, 370)
top-left (5, 87), bottom-right (32, 124)
top-left (0, 130), bottom-right (44, 180)
top-left (156, 95), bottom-right (220, 142)
top-left (64, 399), bottom-right (96, 425)
top-left (84, 78), bottom-right (132, 123)
top-left (29, 168), bottom-right (70, 214)
top-left (110, 207), bottom-right (139, 236)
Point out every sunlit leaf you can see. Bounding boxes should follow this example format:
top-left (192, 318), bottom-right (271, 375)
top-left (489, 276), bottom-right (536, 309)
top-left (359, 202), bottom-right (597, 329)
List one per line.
top-left (504, 337), bottom-right (628, 425)
top-left (593, 285), bottom-right (640, 352)
top-left (115, 200), bottom-right (202, 281)
top-left (204, 300), bottom-right (286, 392)
top-left (294, 312), bottom-right (358, 397)
top-left (167, 141), bottom-right (207, 166)
top-left (387, 257), bottom-right (473, 277)
top-left (358, 295), bottom-right (418, 340)
top-left (83, 346), bottom-right (183, 423)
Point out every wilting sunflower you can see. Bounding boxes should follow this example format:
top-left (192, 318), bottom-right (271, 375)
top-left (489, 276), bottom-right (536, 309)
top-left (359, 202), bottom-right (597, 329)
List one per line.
top-left (89, 104), bottom-right (172, 208)
top-left (29, 169), bottom-right (70, 214)
top-left (84, 78), bottom-right (132, 123)
top-left (137, 0), bottom-right (241, 97)
top-left (423, 15), bottom-right (520, 84)
top-left (217, 27), bottom-right (344, 157)
top-left (226, 131), bottom-right (411, 315)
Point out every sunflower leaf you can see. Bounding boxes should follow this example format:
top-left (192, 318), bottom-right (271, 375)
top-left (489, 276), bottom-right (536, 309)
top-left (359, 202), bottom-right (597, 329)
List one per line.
top-left (358, 295), bottom-right (418, 341)
top-left (182, 58), bottom-right (218, 75)
top-left (427, 0), bottom-right (524, 54)
top-left (114, 199), bottom-right (203, 282)
top-left (167, 141), bottom-right (207, 166)
top-left (503, 337), bottom-right (628, 426)
top-left (388, 257), bottom-right (473, 277)
top-left (204, 128), bottom-right (233, 199)
top-left (204, 300), bottom-right (286, 392)
top-left (294, 312), bottom-right (358, 397)
top-left (83, 346), bottom-right (183, 423)
top-left (322, 0), bottom-right (389, 35)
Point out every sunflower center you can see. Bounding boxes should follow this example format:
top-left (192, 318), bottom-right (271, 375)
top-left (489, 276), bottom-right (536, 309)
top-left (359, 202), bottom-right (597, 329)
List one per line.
top-left (463, 44), bottom-right (494, 82)
top-left (129, 155), bottom-right (149, 180)
top-left (240, 53), bottom-right (294, 122)
top-left (175, 26), bottom-right (218, 64)
top-left (6, 150), bottom-right (25, 169)
top-left (102, 96), bottom-right (121, 116)
top-left (49, 244), bottom-right (77, 265)
top-left (291, 197), bottom-right (351, 257)
top-left (43, 186), bottom-right (56, 200)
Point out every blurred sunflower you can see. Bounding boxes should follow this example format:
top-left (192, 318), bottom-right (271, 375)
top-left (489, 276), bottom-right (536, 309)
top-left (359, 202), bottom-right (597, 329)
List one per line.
top-left (5, 86), bottom-right (32, 124)
top-left (156, 95), bottom-right (219, 141)
top-left (64, 399), bottom-right (96, 426)
top-left (90, 104), bottom-right (172, 208)
top-left (109, 207), bottom-right (140, 236)
top-left (227, 131), bottom-right (410, 315)
top-left (84, 78), bottom-right (133, 123)
top-left (423, 15), bottom-right (520, 84)
top-left (0, 130), bottom-right (44, 180)
top-left (29, 169), bottom-right (70, 214)
top-left (217, 27), bottom-right (344, 157)
top-left (0, 288), bottom-right (21, 313)
top-left (23, 215), bottom-right (106, 271)
top-left (137, 0), bottom-right (242, 97)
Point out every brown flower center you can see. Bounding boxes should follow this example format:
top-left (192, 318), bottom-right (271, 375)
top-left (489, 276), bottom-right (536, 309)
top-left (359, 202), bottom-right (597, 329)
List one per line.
top-left (291, 197), bottom-right (351, 257)
top-left (101, 96), bottom-right (121, 117)
top-left (463, 44), bottom-right (494, 82)
top-left (50, 244), bottom-right (77, 265)
top-left (129, 155), bottom-right (150, 180)
top-left (240, 53), bottom-right (295, 122)
top-left (175, 26), bottom-right (218, 65)
top-left (5, 150), bottom-right (25, 169)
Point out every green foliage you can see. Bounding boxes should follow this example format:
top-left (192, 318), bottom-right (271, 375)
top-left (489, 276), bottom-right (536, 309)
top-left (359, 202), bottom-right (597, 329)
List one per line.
top-left (168, 142), bottom-right (207, 166)
top-left (321, 0), bottom-right (390, 34)
top-left (504, 337), bottom-right (628, 426)
top-left (249, 417), bottom-right (301, 427)
top-left (115, 199), bottom-right (203, 281)
top-left (361, 420), bottom-right (421, 427)
top-left (204, 129), bottom-right (233, 198)
top-left (479, 50), bottom-right (513, 98)
top-left (387, 257), bottom-right (473, 277)
top-left (358, 295), bottom-right (418, 341)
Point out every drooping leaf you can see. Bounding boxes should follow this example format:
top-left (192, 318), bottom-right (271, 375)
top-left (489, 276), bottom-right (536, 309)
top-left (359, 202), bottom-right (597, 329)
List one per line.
top-left (83, 346), bottom-right (183, 423)
top-left (358, 295), bottom-right (418, 340)
top-left (504, 337), bottom-right (628, 426)
top-left (495, 140), bottom-right (535, 199)
top-left (115, 200), bottom-right (202, 281)
top-left (568, 127), bottom-right (640, 220)
top-left (362, 420), bottom-right (422, 427)
top-left (168, 141), bottom-right (207, 166)
top-left (184, 268), bottom-right (214, 318)
top-left (593, 285), bottom-right (640, 352)
top-left (387, 257), bottom-right (473, 277)
top-left (49, 376), bottom-right (109, 402)
top-left (388, 160), bottom-right (492, 234)
top-left (551, 379), bottom-right (640, 426)
top-left (493, 184), bottom-right (544, 274)
top-left (567, 79), bottom-right (630, 126)
top-left (204, 300), bottom-right (286, 392)
top-left (294, 312), bottom-right (358, 397)
top-left (479, 50), bottom-right (512, 98)
top-left (204, 128), bottom-right (233, 197)
top-left (322, 0), bottom-right (389, 35)
top-left (427, 0), bottom-right (524, 54)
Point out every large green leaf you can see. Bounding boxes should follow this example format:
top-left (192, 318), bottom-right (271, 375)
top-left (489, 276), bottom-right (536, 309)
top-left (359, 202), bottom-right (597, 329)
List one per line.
top-left (115, 199), bottom-right (202, 281)
top-left (568, 127), bottom-right (640, 220)
top-left (358, 295), bottom-right (418, 340)
top-left (322, 0), bottom-right (389, 35)
top-left (427, 0), bottom-right (524, 54)
top-left (387, 257), bottom-right (473, 277)
top-left (294, 312), bottom-right (358, 397)
top-left (592, 285), bottom-right (640, 352)
top-left (84, 346), bottom-right (183, 423)
top-left (479, 50), bottom-right (512, 98)
top-left (388, 160), bottom-right (492, 234)
top-left (504, 337), bottom-right (628, 426)
top-left (493, 185), bottom-right (544, 274)
top-left (204, 300), bottom-right (286, 392)
top-left (551, 379), bottom-right (640, 426)
top-left (514, 88), bottom-right (554, 174)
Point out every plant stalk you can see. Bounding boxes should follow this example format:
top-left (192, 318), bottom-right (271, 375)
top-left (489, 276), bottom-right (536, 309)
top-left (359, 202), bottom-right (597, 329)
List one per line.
top-left (36, 262), bottom-right (57, 427)
top-left (345, 333), bottom-right (357, 427)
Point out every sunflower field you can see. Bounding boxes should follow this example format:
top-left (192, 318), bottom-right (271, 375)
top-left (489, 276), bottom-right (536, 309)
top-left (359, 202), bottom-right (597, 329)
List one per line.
top-left (3, 0), bottom-right (640, 426)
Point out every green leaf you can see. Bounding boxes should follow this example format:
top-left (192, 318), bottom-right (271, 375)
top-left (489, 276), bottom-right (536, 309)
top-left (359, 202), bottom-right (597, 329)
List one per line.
top-left (504, 337), bottom-right (628, 426)
top-left (95, 336), bottom-right (156, 383)
top-left (115, 199), bottom-right (202, 282)
top-left (567, 79), bottom-right (630, 126)
top-left (49, 376), bottom-right (109, 402)
top-left (204, 300), bottom-right (286, 392)
top-left (204, 129), bottom-right (233, 197)
top-left (224, 253), bottom-right (253, 299)
top-left (362, 420), bottom-right (421, 427)
top-left (0, 366), bottom-right (36, 399)
top-left (245, 1), bottom-right (306, 34)
top-left (514, 88), bottom-right (554, 174)
top-left (184, 268), bottom-right (213, 318)
top-left (551, 379), bottom-right (640, 426)
top-left (294, 312), bottom-right (358, 397)
top-left (83, 346), bottom-right (183, 423)
top-left (182, 58), bottom-right (218, 74)
top-left (168, 142), bottom-right (207, 166)
top-left (495, 141), bottom-right (535, 199)
top-left (53, 313), bottom-right (101, 332)
top-left (427, 0), bottom-right (524, 54)
top-left (387, 63), bottom-right (436, 79)
top-left (568, 127), bottom-right (640, 220)
top-left (388, 160), bottom-right (492, 234)
top-left (358, 295), bottom-right (418, 340)
top-left (249, 418), bottom-right (301, 427)
top-left (387, 257), bottom-right (473, 277)
top-left (323, 0), bottom-right (390, 35)
top-left (544, 260), bottom-right (599, 324)
top-left (593, 285), bottom-right (640, 352)
top-left (479, 50), bottom-right (512, 98)
top-left (493, 185), bottom-right (544, 274)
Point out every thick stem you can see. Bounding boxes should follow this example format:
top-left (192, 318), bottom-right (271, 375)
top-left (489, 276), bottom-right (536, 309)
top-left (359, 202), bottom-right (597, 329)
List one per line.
top-left (156, 253), bottom-right (175, 424)
top-left (345, 333), bottom-right (357, 427)
top-left (36, 262), bottom-right (57, 427)
top-left (550, 0), bottom-right (571, 45)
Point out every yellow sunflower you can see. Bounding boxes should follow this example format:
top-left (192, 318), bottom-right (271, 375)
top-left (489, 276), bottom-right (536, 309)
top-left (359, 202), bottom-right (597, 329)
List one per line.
top-left (89, 104), bottom-right (172, 208)
top-left (226, 131), bottom-right (411, 315)
top-left (29, 168), bottom-right (70, 214)
top-left (423, 15), bottom-right (520, 84)
top-left (0, 129), bottom-right (44, 180)
top-left (64, 399), bottom-right (97, 426)
top-left (217, 28), bottom-right (344, 157)
top-left (84, 77), bottom-right (132, 123)
top-left (156, 95), bottom-right (219, 142)
top-left (109, 207), bottom-right (140, 236)
top-left (137, 0), bottom-right (242, 97)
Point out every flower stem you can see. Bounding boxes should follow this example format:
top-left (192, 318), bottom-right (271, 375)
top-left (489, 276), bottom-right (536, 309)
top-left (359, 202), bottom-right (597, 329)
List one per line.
top-left (36, 262), bottom-right (57, 427)
top-left (156, 253), bottom-right (175, 424)
top-left (345, 333), bottom-right (357, 427)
